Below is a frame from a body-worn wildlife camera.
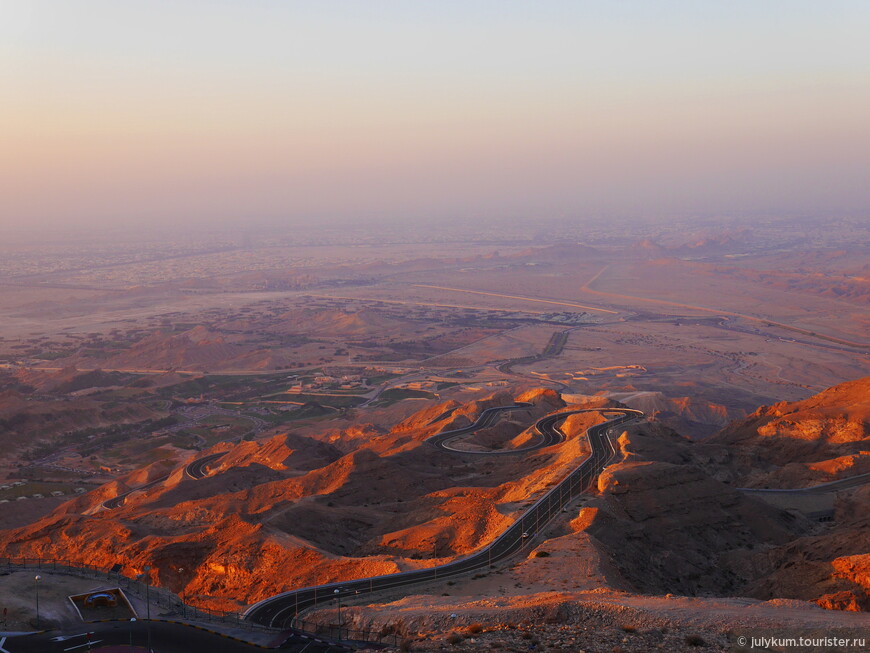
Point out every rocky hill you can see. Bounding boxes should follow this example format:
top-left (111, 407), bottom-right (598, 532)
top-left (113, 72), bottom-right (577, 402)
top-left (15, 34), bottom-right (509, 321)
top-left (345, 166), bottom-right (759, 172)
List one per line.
top-left (1, 380), bottom-right (867, 622)
top-left (559, 379), bottom-right (870, 612)
top-left (588, 460), bottom-right (801, 596)
top-left (710, 376), bottom-right (870, 487)
top-left (0, 390), bottom-right (586, 610)
top-left (605, 390), bottom-right (736, 438)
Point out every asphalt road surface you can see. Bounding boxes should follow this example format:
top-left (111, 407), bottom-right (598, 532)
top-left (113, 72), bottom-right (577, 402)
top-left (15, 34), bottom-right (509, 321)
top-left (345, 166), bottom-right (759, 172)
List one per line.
top-left (101, 452), bottom-right (227, 509)
top-left (0, 621), bottom-right (364, 653)
top-left (184, 452), bottom-right (227, 480)
top-left (739, 471), bottom-right (870, 521)
top-left (426, 403), bottom-right (539, 453)
top-left (244, 407), bottom-right (643, 630)
top-left (428, 403), bottom-right (593, 454)
top-left (740, 472), bottom-right (870, 495)
top-left (101, 476), bottom-right (168, 510)
top-left (1, 621), bottom-right (275, 653)
top-left (496, 329), bottom-right (573, 375)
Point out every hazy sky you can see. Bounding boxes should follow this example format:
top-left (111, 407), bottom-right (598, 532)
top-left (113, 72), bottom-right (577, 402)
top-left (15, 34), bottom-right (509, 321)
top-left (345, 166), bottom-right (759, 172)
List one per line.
top-left (2, 1), bottom-right (869, 229)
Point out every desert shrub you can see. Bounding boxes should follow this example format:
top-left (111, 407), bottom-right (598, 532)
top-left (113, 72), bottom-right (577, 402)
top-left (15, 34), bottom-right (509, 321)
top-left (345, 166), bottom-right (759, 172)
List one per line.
top-left (534, 551), bottom-right (551, 558)
top-left (466, 623), bottom-right (483, 635)
top-left (446, 632), bottom-right (463, 646)
top-left (621, 625), bottom-right (636, 633)
top-left (685, 634), bottom-right (706, 647)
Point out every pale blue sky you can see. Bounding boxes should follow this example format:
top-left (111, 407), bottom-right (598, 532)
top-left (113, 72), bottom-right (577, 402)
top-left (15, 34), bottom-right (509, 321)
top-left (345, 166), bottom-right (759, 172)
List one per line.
top-left (2, 1), bottom-right (869, 227)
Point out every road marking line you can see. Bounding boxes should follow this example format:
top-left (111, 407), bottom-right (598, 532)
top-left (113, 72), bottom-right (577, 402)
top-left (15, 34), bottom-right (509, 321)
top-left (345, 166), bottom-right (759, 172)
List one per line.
top-left (64, 641), bottom-right (101, 651)
top-left (0, 636), bottom-right (9, 653)
top-left (51, 632), bottom-right (94, 643)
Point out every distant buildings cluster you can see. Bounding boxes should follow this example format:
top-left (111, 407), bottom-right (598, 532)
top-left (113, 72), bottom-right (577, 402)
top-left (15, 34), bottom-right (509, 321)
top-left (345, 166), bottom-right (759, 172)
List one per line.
top-left (0, 483), bottom-right (88, 503)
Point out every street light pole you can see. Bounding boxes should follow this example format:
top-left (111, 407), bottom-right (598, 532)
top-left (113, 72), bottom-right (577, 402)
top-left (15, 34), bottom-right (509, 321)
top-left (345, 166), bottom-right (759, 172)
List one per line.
top-left (34, 575), bottom-right (42, 629)
top-left (178, 567), bottom-right (184, 613)
top-left (334, 588), bottom-right (342, 627)
top-left (143, 565), bottom-right (151, 620)
top-left (143, 565), bottom-right (151, 653)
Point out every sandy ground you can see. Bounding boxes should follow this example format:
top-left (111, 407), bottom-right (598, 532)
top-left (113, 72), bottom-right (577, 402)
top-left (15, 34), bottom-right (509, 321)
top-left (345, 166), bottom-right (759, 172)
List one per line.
top-left (521, 321), bottom-right (870, 405)
top-left (318, 560), bottom-right (870, 653)
top-left (584, 260), bottom-right (868, 344)
top-left (427, 324), bottom-right (560, 367)
top-left (294, 511), bottom-right (868, 649)
top-left (363, 591), bottom-right (870, 652)
top-left (348, 589), bottom-right (870, 634)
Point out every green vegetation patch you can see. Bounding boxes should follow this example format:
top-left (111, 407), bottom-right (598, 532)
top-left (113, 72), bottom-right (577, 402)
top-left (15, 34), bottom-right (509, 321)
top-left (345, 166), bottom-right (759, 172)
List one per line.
top-left (0, 481), bottom-right (82, 501)
top-left (281, 393), bottom-right (365, 408)
top-left (371, 387), bottom-right (437, 406)
top-left (365, 372), bottom-right (402, 386)
top-left (380, 388), bottom-right (435, 401)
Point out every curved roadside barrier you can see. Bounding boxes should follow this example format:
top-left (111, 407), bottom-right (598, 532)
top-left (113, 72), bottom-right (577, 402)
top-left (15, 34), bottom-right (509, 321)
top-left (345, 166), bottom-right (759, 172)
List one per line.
top-left (244, 407), bottom-right (644, 632)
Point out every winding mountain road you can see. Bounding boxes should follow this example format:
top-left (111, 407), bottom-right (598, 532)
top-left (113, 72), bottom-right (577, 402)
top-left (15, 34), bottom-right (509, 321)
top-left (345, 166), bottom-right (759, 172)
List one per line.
top-left (101, 452), bottom-right (227, 509)
top-left (184, 451), bottom-right (227, 480)
top-left (427, 402), bottom-right (538, 453)
top-left (244, 406), bottom-right (643, 631)
top-left (740, 472), bottom-right (870, 495)
top-left (739, 472), bottom-right (870, 521)
top-left (94, 401), bottom-right (643, 648)
top-left (101, 475), bottom-right (168, 510)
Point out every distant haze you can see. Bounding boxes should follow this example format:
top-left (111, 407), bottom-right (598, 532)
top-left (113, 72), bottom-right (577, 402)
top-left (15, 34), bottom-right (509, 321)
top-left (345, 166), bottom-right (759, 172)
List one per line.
top-left (2, 1), bottom-right (870, 229)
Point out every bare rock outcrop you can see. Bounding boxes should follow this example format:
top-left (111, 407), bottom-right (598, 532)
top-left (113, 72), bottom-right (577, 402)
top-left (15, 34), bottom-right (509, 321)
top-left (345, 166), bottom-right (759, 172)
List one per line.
top-left (711, 376), bottom-right (870, 487)
top-left (583, 460), bottom-right (801, 596)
